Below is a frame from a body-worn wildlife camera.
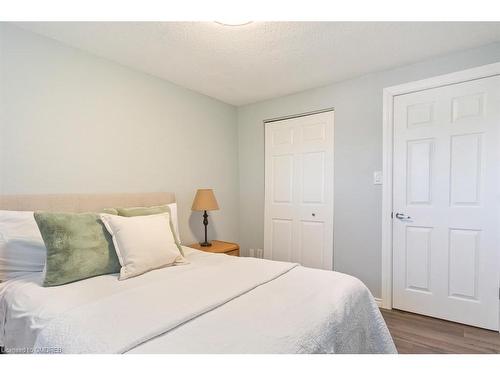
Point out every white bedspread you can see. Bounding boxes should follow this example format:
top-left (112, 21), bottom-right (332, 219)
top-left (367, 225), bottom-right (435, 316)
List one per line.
top-left (0, 248), bottom-right (396, 354)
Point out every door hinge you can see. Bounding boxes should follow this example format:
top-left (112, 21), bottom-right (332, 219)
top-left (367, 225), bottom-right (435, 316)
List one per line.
top-left (391, 212), bottom-right (394, 219)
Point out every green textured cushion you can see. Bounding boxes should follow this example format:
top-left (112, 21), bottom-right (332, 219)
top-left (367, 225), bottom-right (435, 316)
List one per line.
top-left (34, 212), bottom-right (121, 287)
top-left (116, 205), bottom-right (168, 217)
top-left (116, 205), bottom-right (184, 256)
top-left (101, 207), bottom-right (119, 215)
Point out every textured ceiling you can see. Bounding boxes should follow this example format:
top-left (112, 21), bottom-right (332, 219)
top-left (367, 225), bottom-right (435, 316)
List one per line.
top-left (13, 22), bottom-right (500, 105)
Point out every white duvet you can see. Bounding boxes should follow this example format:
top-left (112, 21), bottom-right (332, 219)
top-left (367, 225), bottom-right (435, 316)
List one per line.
top-left (0, 247), bottom-right (396, 354)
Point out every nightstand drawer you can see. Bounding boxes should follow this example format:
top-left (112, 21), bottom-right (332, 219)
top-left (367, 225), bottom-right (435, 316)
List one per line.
top-left (225, 249), bottom-right (240, 257)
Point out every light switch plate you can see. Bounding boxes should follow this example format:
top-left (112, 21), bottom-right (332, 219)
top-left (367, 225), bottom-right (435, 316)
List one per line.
top-left (373, 171), bottom-right (383, 185)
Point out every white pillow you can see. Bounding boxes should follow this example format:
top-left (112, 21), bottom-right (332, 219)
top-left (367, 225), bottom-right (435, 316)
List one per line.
top-left (0, 210), bottom-right (46, 281)
top-left (167, 203), bottom-right (181, 244)
top-left (110, 203), bottom-right (182, 244)
top-left (99, 213), bottom-right (186, 280)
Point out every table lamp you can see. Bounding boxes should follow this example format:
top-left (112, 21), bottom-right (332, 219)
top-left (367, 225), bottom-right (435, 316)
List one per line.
top-left (191, 189), bottom-right (219, 247)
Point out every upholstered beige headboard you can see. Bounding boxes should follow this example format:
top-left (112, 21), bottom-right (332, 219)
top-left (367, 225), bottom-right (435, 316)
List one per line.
top-left (0, 192), bottom-right (175, 212)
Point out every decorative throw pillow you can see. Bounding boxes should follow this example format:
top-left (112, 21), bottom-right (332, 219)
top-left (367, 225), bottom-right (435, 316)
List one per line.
top-left (101, 208), bottom-right (119, 215)
top-left (115, 204), bottom-right (183, 256)
top-left (0, 210), bottom-right (46, 282)
top-left (99, 213), bottom-right (186, 280)
top-left (34, 212), bottom-right (121, 287)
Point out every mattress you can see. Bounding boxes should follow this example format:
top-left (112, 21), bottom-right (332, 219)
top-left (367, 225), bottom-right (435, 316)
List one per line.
top-left (0, 247), bottom-right (396, 354)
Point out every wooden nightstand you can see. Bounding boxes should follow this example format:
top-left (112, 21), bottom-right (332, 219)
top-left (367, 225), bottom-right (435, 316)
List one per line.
top-left (188, 240), bottom-right (240, 257)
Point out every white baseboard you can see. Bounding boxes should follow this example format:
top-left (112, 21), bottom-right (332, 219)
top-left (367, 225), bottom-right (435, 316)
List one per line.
top-left (374, 298), bottom-right (383, 308)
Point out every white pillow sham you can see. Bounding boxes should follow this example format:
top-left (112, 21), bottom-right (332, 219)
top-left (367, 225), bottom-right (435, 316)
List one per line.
top-left (167, 203), bottom-right (181, 244)
top-left (108, 203), bottom-right (181, 244)
top-left (0, 210), bottom-right (46, 281)
top-left (99, 213), bottom-right (186, 280)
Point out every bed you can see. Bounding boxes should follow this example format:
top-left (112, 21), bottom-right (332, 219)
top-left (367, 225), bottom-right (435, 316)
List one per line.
top-left (0, 193), bottom-right (396, 354)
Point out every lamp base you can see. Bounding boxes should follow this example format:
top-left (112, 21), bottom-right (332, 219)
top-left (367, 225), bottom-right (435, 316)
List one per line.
top-left (199, 241), bottom-right (212, 247)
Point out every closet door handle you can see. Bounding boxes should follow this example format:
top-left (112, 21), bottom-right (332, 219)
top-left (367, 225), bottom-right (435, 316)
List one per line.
top-left (395, 213), bottom-right (411, 220)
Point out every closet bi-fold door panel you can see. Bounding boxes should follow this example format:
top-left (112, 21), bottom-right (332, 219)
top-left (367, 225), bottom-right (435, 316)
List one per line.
top-left (264, 111), bottom-right (334, 270)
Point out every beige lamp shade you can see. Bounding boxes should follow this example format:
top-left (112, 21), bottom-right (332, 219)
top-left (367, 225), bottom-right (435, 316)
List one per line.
top-left (191, 189), bottom-right (219, 211)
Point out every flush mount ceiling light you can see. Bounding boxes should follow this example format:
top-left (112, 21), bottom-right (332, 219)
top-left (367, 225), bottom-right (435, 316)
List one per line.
top-left (214, 20), bottom-right (253, 26)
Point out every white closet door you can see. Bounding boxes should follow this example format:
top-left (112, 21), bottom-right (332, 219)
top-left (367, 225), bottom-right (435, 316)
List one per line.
top-left (392, 76), bottom-right (500, 330)
top-left (264, 111), bottom-right (334, 270)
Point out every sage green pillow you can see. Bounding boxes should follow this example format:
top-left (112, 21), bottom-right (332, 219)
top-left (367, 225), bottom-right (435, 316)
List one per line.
top-left (34, 212), bottom-right (121, 287)
top-left (101, 207), bottom-right (119, 215)
top-left (116, 205), bottom-right (184, 256)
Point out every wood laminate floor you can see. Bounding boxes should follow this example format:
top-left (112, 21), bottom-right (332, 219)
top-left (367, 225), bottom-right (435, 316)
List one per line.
top-left (381, 309), bottom-right (500, 354)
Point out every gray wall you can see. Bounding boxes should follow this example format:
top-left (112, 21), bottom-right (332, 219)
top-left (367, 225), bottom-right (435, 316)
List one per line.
top-left (0, 23), bottom-right (239, 246)
top-left (237, 42), bottom-right (500, 298)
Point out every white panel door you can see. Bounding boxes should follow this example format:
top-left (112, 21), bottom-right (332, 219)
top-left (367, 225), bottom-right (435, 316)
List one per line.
top-left (264, 111), bottom-right (334, 270)
top-left (393, 76), bottom-right (500, 330)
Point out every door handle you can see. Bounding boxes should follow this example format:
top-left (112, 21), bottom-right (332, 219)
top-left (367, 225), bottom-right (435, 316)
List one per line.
top-left (395, 213), bottom-right (412, 220)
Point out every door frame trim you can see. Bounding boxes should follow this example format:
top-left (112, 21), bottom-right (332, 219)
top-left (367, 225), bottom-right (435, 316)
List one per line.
top-left (381, 62), bottom-right (500, 310)
top-left (264, 107), bottom-right (335, 124)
